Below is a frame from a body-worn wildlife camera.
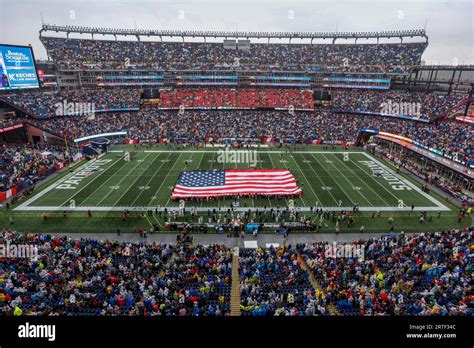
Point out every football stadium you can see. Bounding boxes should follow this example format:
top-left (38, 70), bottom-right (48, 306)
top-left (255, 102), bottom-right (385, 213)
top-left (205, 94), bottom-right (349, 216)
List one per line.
top-left (0, 0), bottom-right (473, 346)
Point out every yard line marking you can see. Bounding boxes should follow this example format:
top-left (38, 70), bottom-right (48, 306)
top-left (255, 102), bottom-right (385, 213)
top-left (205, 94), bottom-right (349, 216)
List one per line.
top-left (218, 151), bottom-right (227, 210)
top-left (233, 149), bottom-right (255, 207)
top-left (297, 154), bottom-right (327, 208)
top-left (297, 152), bottom-right (337, 206)
top-left (292, 154), bottom-right (326, 206)
top-left (129, 153), bottom-right (172, 207)
top-left (195, 151), bottom-right (205, 169)
top-left (57, 157), bottom-right (124, 208)
top-left (346, 155), bottom-right (402, 206)
top-left (308, 153), bottom-right (344, 206)
top-left (329, 153), bottom-right (391, 207)
top-left (362, 153), bottom-right (448, 210)
top-left (112, 153), bottom-right (167, 207)
top-left (287, 153), bottom-right (317, 207)
top-left (142, 152), bottom-right (180, 207)
top-left (95, 153), bottom-right (154, 207)
top-left (144, 214), bottom-right (154, 228)
top-left (15, 205), bottom-right (450, 212)
top-left (269, 152), bottom-right (296, 205)
top-left (152, 213), bottom-right (163, 228)
top-left (108, 156), bottom-right (164, 211)
top-left (319, 153), bottom-right (368, 206)
top-left (191, 152), bottom-right (206, 205)
top-left (144, 150), bottom-right (365, 154)
top-left (162, 153), bottom-right (185, 207)
top-left (15, 160), bottom-right (98, 209)
top-left (83, 153), bottom-right (150, 206)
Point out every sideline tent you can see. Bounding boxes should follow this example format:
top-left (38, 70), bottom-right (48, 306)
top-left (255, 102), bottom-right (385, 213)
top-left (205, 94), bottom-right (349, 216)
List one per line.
top-left (246, 223), bottom-right (260, 233)
top-left (266, 243), bottom-right (280, 248)
top-left (243, 240), bottom-right (258, 249)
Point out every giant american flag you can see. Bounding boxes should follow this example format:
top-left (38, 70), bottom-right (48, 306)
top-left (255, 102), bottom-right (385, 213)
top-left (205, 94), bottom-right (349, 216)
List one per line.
top-left (171, 169), bottom-right (302, 199)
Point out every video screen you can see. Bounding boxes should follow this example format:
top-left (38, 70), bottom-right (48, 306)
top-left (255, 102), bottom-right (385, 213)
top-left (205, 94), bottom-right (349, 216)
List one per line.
top-left (0, 44), bottom-right (40, 90)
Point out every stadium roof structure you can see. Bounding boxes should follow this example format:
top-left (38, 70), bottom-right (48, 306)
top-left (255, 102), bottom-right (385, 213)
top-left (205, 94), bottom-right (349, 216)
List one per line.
top-left (40, 24), bottom-right (428, 43)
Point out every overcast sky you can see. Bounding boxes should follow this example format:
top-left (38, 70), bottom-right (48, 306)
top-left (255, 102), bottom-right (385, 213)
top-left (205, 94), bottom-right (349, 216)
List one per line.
top-left (0, 0), bottom-right (472, 64)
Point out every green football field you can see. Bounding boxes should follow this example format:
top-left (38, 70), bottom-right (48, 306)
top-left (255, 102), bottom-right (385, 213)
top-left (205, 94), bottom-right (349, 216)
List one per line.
top-left (15, 146), bottom-right (449, 213)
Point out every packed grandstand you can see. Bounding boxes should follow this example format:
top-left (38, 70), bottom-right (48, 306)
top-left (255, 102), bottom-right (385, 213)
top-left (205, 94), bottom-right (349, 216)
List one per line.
top-left (0, 24), bottom-right (473, 318)
top-left (0, 229), bottom-right (471, 316)
top-left (39, 36), bottom-right (427, 73)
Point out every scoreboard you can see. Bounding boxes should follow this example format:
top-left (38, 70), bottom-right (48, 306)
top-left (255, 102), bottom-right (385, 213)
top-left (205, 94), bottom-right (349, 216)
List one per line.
top-left (141, 89), bottom-right (160, 106)
top-left (313, 89), bottom-right (331, 107)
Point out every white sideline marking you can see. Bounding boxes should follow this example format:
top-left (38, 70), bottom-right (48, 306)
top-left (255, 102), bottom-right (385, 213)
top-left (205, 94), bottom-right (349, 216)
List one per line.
top-left (362, 153), bottom-right (448, 211)
top-left (93, 153), bottom-right (153, 207)
top-left (144, 150), bottom-right (365, 154)
top-left (13, 206), bottom-right (450, 212)
top-left (14, 151), bottom-right (450, 213)
top-left (15, 159), bottom-right (104, 210)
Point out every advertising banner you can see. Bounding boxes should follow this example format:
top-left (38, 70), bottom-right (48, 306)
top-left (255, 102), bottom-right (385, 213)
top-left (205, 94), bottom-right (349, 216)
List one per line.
top-left (0, 45), bottom-right (39, 90)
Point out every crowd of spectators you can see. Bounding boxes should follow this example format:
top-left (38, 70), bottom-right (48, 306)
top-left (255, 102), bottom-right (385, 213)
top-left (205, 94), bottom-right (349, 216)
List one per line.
top-left (2, 88), bottom-right (314, 117)
top-left (300, 230), bottom-right (473, 315)
top-left (239, 247), bottom-right (324, 316)
top-left (332, 89), bottom-right (465, 120)
top-left (2, 88), bottom-right (463, 121)
top-left (0, 230), bottom-right (232, 316)
top-left (369, 142), bottom-right (474, 200)
top-left (0, 118), bottom-right (23, 129)
top-left (1, 89), bottom-right (140, 118)
top-left (1, 229), bottom-right (471, 316)
top-left (1, 105), bottom-right (471, 166)
top-left (0, 85), bottom-right (471, 168)
top-left (160, 88), bottom-right (314, 109)
top-left (0, 143), bottom-right (73, 193)
top-left (40, 37), bottom-right (427, 73)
